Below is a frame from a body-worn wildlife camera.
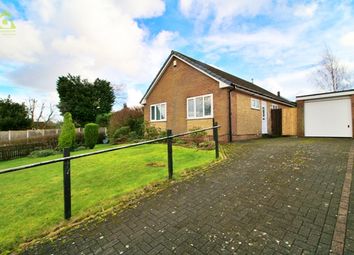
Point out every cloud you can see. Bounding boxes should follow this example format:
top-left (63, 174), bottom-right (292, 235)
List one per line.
top-left (340, 31), bottom-right (354, 48)
top-left (259, 68), bottom-right (320, 101)
top-left (179, 0), bottom-right (271, 31)
top-left (0, 20), bottom-right (44, 62)
top-left (200, 27), bottom-right (299, 59)
top-left (180, 1), bottom-right (354, 99)
top-left (294, 3), bottom-right (318, 18)
top-left (126, 88), bottom-right (144, 107)
top-left (1, 0), bottom-right (175, 111)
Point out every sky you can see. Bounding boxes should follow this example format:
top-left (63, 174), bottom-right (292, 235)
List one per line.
top-left (0, 0), bottom-right (354, 119)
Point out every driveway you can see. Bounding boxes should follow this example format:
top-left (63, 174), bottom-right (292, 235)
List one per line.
top-left (22, 138), bottom-right (353, 254)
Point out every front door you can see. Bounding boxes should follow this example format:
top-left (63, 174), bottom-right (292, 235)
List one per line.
top-left (261, 101), bottom-right (268, 134)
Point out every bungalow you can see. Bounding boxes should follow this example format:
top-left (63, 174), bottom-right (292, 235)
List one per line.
top-left (140, 51), bottom-right (295, 142)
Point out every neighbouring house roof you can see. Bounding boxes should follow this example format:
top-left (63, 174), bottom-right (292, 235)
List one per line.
top-left (141, 50), bottom-right (295, 106)
top-left (296, 89), bottom-right (354, 101)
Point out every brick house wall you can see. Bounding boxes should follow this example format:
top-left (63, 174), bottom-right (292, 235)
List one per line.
top-left (230, 91), bottom-right (289, 140)
top-left (143, 56), bottom-right (229, 142)
top-left (144, 56), bottom-right (293, 142)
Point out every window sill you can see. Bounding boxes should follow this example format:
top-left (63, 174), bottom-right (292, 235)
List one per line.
top-left (150, 120), bottom-right (167, 123)
top-left (187, 116), bottom-right (213, 120)
top-left (251, 107), bottom-right (260, 110)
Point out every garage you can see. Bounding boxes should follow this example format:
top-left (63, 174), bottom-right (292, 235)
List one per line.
top-left (297, 90), bottom-right (354, 138)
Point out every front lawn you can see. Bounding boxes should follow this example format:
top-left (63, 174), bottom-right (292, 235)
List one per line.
top-left (0, 144), bottom-right (215, 253)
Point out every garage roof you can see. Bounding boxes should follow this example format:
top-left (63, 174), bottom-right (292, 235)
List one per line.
top-left (297, 89), bottom-right (354, 101)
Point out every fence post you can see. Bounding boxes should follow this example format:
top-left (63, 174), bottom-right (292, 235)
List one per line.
top-left (63, 148), bottom-right (71, 219)
top-left (213, 121), bottom-right (219, 159)
top-left (167, 129), bottom-right (173, 179)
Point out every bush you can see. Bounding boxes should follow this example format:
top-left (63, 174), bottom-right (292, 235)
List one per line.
top-left (96, 113), bottom-right (111, 127)
top-left (84, 123), bottom-right (99, 149)
top-left (113, 126), bottom-right (130, 142)
top-left (129, 131), bottom-right (138, 140)
top-left (109, 106), bottom-right (144, 139)
top-left (159, 130), bottom-right (167, 138)
top-left (29, 149), bottom-right (58, 158)
top-left (58, 112), bottom-right (76, 149)
top-left (145, 125), bottom-right (161, 140)
top-left (198, 141), bottom-right (215, 150)
top-left (189, 127), bottom-right (207, 146)
top-left (174, 137), bottom-right (187, 145)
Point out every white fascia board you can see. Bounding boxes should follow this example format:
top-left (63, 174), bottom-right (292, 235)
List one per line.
top-left (296, 90), bottom-right (354, 101)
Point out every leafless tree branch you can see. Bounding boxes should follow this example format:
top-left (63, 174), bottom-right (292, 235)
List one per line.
top-left (313, 47), bottom-right (352, 91)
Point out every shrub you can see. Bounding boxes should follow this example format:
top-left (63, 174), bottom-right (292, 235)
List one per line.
top-left (58, 112), bottom-right (76, 149)
top-left (96, 113), bottom-right (111, 127)
top-left (109, 106), bottom-right (144, 138)
top-left (129, 131), bottom-right (138, 140)
top-left (145, 125), bottom-right (161, 140)
top-left (198, 141), bottom-right (215, 150)
top-left (159, 130), bottom-right (167, 138)
top-left (174, 137), bottom-right (187, 145)
top-left (189, 127), bottom-right (207, 146)
top-left (113, 126), bottom-right (130, 142)
top-left (29, 149), bottom-right (57, 158)
top-left (84, 123), bottom-right (99, 149)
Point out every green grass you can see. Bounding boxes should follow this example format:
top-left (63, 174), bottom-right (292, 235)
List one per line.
top-left (0, 144), bottom-right (215, 253)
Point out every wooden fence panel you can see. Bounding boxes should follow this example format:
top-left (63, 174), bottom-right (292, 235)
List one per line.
top-left (282, 108), bottom-right (297, 136)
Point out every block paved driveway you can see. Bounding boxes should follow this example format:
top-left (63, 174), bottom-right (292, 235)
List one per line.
top-left (22, 138), bottom-right (354, 255)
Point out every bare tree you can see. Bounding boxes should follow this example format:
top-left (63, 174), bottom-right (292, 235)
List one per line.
top-left (44, 104), bottom-right (55, 127)
top-left (313, 47), bottom-right (352, 91)
top-left (27, 98), bottom-right (37, 125)
top-left (26, 99), bottom-right (56, 128)
top-left (36, 102), bottom-right (45, 123)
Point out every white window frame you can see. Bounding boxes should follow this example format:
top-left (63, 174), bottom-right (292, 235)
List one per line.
top-left (150, 102), bottom-right (167, 122)
top-left (271, 104), bottom-right (279, 109)
top-left (251, 98), bottom-right (260, 110)
top-left (186, 94), bottom-right (213, 119)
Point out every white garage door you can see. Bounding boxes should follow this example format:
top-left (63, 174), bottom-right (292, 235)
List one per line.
top-left (305, 97), bottom-right (352, 137)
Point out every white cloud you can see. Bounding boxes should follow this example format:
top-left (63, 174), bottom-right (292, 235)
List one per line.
top-left (259, 68), bottom-right (323, 101)
top-left (294, 3), bottom-right (318, 18)
top-left (182, 1), bottom-right (354, 98)
top-left (201, 27), bottom-right (299, 58)
top-left (340, 31), bottom-right (354, 48)
top-left (179, 0), bottom-right (271, 30)
top-left (1, 0), bottom-right (175, 110)
top-left (126, 88), bottom-right (143, 107)
top-left (0, 20), bottom-right (44, 62)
